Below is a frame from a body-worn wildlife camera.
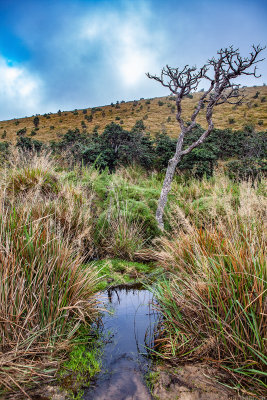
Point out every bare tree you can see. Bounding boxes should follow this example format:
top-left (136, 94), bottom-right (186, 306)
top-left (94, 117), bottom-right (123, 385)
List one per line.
top-left (147, 45), bottom-right (265, 230)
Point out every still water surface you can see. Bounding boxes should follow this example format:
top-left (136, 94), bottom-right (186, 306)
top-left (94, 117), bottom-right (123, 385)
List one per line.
top-left (83, 286), bottom-right (157, 400)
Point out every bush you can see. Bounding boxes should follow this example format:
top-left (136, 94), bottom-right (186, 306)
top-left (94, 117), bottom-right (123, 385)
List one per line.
top-left (85, 114), bottom-right (93, 122)
top-left (243, 124), bottom-right (254, 133)
top-left (226, 159), bottom-right (266, 182)
top-left (16, 136), bottom-right (43, 152)
top-left (16, 127), bottom-right (27, 136)
top-left (0, 141), bottom-right (10, 163)
top-left (33, 116), bottom-right (39, 127)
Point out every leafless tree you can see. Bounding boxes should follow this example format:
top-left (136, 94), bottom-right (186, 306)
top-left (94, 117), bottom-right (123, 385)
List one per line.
top-left (147, 45), bottom-right (265, 230)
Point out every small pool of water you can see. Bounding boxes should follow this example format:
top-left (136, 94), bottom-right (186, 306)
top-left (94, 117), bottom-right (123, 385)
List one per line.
top-left (83, 285), bottom-right (157, 400)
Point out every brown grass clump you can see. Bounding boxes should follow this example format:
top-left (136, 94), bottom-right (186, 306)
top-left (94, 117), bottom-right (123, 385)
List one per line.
top-left (0, 152), bottom-right (100, 397)
top-left (153, 178), bottom-right (267, 396)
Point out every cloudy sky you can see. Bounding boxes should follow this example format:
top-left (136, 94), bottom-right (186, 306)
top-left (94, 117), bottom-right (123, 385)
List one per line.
top-left (0, 0), bottom-right (266, 120)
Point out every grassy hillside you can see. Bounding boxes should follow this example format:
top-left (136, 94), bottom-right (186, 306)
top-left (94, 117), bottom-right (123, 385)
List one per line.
top-left (0, 86), bottom-right (266, 144)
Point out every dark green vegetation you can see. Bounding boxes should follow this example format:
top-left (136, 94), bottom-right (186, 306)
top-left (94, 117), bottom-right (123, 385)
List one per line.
top-left (1, 121), bottom-right (266, 181)
top-left (0, 125), bottom-right (266, 398)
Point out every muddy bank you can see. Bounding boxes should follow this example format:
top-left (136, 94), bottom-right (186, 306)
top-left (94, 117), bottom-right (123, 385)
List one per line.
top-left (151, 364), bottom-right (256, 400)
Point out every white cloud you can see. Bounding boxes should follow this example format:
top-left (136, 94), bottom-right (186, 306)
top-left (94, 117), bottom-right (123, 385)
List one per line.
top-left (0, 56), bottom-right (44, 119)
top-left (80, 4), bottom-right (166, 88)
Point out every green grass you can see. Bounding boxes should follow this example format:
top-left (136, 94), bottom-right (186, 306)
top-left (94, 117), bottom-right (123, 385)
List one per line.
top-left (89, 258), bottom-right (160, 290)
top-left (59, 327), bottom-right (102, 399)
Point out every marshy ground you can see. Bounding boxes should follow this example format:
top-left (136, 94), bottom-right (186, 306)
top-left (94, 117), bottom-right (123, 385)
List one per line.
top-left (0, 149), bottom-right (266, 399)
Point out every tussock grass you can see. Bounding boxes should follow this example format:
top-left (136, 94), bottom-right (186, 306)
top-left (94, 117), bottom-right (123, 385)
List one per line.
top-left (153, 178), bottom-right (267, 395)
top-left (0, 152), bottom-right (99, 397)
top-left (1, 149), bottom-right (266, 397)
top-left (97, 199), bottom-right (147, 260)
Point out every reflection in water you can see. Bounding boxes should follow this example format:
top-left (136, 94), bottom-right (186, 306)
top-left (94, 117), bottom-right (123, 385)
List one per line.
top-left (83, 287), bottom-right (157, 400)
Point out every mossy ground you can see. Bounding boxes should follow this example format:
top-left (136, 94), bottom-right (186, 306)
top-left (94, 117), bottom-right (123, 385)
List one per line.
top-left (58, 327), bottom-right (102, 399)
top-left (91, 258), bottom-right (163, 291)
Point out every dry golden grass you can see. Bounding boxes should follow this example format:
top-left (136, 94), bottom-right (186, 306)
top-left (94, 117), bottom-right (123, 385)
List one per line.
top-left (0, 86), bottom-right (266, 143)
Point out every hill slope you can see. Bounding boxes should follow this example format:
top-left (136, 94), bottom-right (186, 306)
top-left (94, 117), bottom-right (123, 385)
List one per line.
top-left (1, 86), bottom-right (266, 143)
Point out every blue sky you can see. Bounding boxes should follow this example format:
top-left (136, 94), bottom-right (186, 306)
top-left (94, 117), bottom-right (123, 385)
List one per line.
top-left (0, 0), bottom-right (266, 120)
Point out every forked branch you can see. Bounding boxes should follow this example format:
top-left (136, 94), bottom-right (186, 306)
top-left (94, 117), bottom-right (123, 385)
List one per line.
top-left (147, 44), bottom-right (265, 230)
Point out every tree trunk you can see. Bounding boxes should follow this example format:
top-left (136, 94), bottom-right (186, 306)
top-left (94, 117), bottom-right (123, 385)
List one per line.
top-left (156, 134), bottom-right (184, 230)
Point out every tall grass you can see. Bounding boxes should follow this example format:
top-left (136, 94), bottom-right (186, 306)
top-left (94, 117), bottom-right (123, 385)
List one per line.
top-left (0, 152), bottom-right (99, 397)
top-left (153, 178), bottom-right (267, 395)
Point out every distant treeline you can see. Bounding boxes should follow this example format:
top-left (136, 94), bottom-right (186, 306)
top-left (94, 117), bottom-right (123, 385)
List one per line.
top-left (1, 120), bottom-right (266, 181)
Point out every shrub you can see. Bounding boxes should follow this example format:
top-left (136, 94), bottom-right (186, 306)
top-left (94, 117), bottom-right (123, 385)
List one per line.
top-left (33, 116), bottom-right (39, 127)
top-left (226, 159), bottom-right (266, 182)
top-left (16, 136), bottom-right (43, 152)
top-left (85, 114), bottom-right (93, 122)
top-left (1, 130), bottom-right (6, 139)
top-left (243, 124), bottom-right (254, 133)
top-left (16, 127), bottom-right (27, 136)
